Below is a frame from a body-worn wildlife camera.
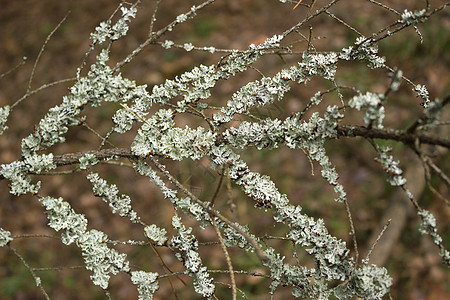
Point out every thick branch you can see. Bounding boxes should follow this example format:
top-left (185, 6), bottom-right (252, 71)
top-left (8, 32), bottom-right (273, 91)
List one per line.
top-left (0, 148), bottom-right (139, 181)
top-left (1, 125), bottom-right (448, 181)
top-left (336, 125), bottom-right (450, 148)
top-left (51, 148), bottom-right (137, 166)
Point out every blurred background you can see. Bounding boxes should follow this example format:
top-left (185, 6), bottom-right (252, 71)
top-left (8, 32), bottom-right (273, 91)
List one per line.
top-left (0, 0), bottom-right (449, 299)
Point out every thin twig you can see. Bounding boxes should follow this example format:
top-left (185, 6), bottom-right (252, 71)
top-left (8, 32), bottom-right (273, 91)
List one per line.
top-left (426, 181), bottom-right (450, 206)
top-left (120, 103), bottom-right (162, 134)
top-left (325, 10), bottom-right (364, 37)
top-left (148, 156), bottom-right (269, 264)
top-left (211, 218), bottom-right (237, 300)
top-left (113, 0), bottom-right (216, 72)
top-left (27, 12), bottom-right (70, 94)
top-left (0, 57), bottom-right (27, 80)
top-left (365, 219), bottom-right (391, 263)
top-left (343, 199), bottom-right (359, 267)
top-left (148, 0), bottom-right (163, 36)
top-left (32, 265), bottom-right (85, 272)
top-left (284, 0), bottom-right (342, 37)
top-left (39, 168), bottom-right (81, 176)
top-left (187, 104), bottom-right (217, 132)
top-left (215, 282), bottom-right (248, 299)
top-left (366, 0), bottom-right (400, 15)
top-left (76, 1), bottom-right (139, 78)
top-left (413, 143), bottom-right (450, 206)
top-left (12, 234), bottom-right (60, 240)
top-left (8, 245), bottom-right (51, 300)
top-left (145, 237), bottom-right (185, 299)
top-left (210, 165), bottom-right (225, 206)
top-left (80, 121), bottom-right (116, 148)
top-left (104, 289), bottom-right (112, 300)
top-left (12, 77), bottom-right (76, 109)
top-left (424, 155), bottom-right (450, 187)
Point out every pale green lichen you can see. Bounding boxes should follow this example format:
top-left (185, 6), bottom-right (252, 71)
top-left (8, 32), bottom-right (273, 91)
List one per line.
top-left (0, 228), bottom-right (13, 247)
top-left (131, 271), bottom-right (159, 300)
top-left (375, 147), bottom-right (407, 186)
top-left (144, 225), bottom-right (168, 246)
top-left (87, 172), bottom-right (140, 223)
top-left (348, 265), bottom-right (392, 299)
top-left (1, 2), bottom-right (447, 298)
top-left (170, 216), bottom-right (215, 297)
top-left (79, 153), bottom-right (99, 169)
top-left (349, 92), bottom-right (385, 129)
top-left (401, 9), bottom-right (427, 25)
top-left (0, 105), bottom-right (10, 135)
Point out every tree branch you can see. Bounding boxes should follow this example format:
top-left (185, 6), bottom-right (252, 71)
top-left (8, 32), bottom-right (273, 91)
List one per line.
top-left (336, 125), bottom-right (450, 148)
top-left (1, 125), bottom-right (447, 181)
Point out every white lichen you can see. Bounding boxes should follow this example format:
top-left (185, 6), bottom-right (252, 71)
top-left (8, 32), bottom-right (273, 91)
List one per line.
top-left (131, 271), bottom-right (159, 300)
top-left (0, 228), bottom-right (13, 247)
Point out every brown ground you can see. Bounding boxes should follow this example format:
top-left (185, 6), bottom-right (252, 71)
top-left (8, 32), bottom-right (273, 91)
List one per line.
top-left (0, 0), bottom-right (449, 299)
